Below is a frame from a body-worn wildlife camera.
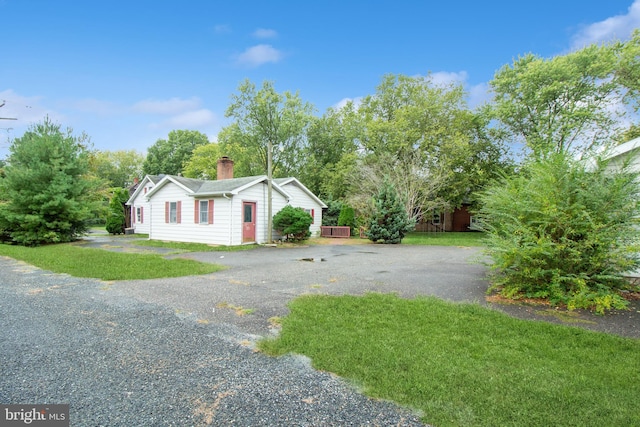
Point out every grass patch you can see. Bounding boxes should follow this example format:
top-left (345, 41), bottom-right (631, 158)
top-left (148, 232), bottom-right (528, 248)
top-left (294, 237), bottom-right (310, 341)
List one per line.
top-left (403, 231), bottom-right (485, 246)
top-left (133, 239), bottom-right (257, 252)
top-left (259, 293), bottom-right (640, 427)
top-left (0, 243), bottom-right (223, 280)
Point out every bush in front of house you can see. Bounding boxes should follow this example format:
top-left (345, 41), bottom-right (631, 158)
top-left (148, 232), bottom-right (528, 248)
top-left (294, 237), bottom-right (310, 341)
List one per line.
top-left (476, 151), bottom-right (640, 314)
top-left (273, 205), bottom-right (313, 241)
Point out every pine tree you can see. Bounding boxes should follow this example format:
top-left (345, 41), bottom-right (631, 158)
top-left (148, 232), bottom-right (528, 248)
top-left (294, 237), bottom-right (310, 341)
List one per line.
top-left (366, 179), bottom-right (415, 244)
top-left (0, 119), bottom-right (101, 245)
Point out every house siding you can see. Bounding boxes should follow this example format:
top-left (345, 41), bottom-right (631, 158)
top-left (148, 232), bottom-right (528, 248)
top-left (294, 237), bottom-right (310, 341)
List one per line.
top-left (279, 182), bottom-right (324, 237)
top-left (149, 184), bottom-right (234, 245)
top-left (143, 175), bottom-right (326, 246)
top-left (129, 180), bottom-right (156, 234)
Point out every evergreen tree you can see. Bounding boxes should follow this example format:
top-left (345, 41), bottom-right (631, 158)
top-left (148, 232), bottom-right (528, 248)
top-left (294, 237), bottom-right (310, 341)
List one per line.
top-left (105, 188), bottom-right (129, 235)
top-left (0, 119), bottom-right (100, 245)
top-left (366, 179), bottom-right (414, 244)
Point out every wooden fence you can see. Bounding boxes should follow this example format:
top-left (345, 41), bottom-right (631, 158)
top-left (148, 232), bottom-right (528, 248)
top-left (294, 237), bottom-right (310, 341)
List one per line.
top-left (320, 226), bottom-right (351, 238)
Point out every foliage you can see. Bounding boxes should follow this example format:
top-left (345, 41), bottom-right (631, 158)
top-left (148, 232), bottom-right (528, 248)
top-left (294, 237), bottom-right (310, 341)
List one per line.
top-left (105, 187), bottom-right (129, 235)
top-left (221, 79), bottom-right (316, 178)
top-left (321, 199), bottom-right (343, 226)
top-left (489, 37), bottom-right (639, 159)
top-left (0, 119), bottom-right (102, 246)
top-left (142, 130), bottom-right (210, 175)
top-left (0, 243), bottom-right (222, 280)
top-left (366, 179), bottom-right (415, 244)
top-left (273, 205), bottom-right (313, 241)
top-left (259, 293), bottom-right (640, 427)
top-left (302, 104), bottom-right (361, 198)
top-left (356, 74), bottom-right (511, 206)
top-left (337, 204), bottom-right (357, 235)
top-left (348, 151), bottom-right (450, 225)
top-left (182, 143), bottom-right (222, 179)
top-left (476, 152), bottom-right (640, 313)
top-left (90, 149), bottom-right (144, 187)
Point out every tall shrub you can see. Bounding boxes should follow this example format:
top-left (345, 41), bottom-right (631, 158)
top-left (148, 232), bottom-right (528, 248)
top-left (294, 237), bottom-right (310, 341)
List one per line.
top-left (366, 179), bottom-right (415, 244)
top-left (337, 205), bottom-right (357, 235)
top-left (477, 152), bottom-right (640, 313)
top-left (106, 188), bottom-right (129, 235)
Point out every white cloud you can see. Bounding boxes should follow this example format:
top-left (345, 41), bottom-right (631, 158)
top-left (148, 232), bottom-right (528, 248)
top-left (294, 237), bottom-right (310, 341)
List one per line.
top-left (0, 89), bottom-right (61, 129)
top-left (167, 109), bottom-right (217, 127)
top-left (235, 44), bottom-right (284, 67)
top-left (131, 97), bottom-right (202, 115)
top-left (429, 71), bottom-right (469, 87)
top-left (571, 0), bottom-right (640, 48)
top-left (253, 28), bottom-right (277, 39)
top-left (332, 97), bottom-right (363, 110)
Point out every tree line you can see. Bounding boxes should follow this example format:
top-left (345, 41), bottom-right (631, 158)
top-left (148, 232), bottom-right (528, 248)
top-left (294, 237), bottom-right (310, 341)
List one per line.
top-left (1, 31), bottom-right (640, 312)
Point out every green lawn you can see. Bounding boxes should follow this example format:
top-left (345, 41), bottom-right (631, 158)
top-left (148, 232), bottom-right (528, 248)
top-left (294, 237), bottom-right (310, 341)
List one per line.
top-left (403, 231), bottom-right (485, 246)
top-left (259, 293), bottom-right (640, 427)
top-left (0, 243), bottom-right (223, 280)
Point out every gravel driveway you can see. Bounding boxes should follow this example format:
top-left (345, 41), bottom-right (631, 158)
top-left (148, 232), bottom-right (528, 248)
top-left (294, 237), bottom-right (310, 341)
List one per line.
top-left (1, 236), bottom-right (638, 426)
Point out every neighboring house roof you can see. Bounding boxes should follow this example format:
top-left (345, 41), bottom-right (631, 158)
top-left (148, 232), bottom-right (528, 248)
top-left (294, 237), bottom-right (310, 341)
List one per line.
top-left (274, 177), bottom-right (328, 208)
top-left (144, 174), bottom-right (295, 200)
top-left (605, 136), bottom-right (640, 160)
top-left (125, 174), bottom-right (165, 205)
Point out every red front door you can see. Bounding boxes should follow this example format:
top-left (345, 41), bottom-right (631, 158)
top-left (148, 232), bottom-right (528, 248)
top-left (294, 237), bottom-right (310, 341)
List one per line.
top-left (242, 202), bottom-right (256, 243)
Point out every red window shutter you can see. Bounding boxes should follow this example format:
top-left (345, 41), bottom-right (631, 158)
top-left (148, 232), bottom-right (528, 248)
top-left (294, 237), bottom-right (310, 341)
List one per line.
top-left (140, 207), bottom-right (144, 223)
top-left (208, 199), bottom-right (214, 224)
top-left (177, 201), bottom-right (182, 224)
top-left (194, 200), bottom-right (199, 224)
top-left (311, 209), bottom-right (315, 224)
top-left (132, 207), bottom-right (135, 224)
top-left (165, 202), bottom-right (169, 223)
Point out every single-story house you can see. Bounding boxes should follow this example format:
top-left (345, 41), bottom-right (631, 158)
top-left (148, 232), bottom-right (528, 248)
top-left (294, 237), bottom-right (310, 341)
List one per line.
top-left (125, 157), bottom-right (326, 245)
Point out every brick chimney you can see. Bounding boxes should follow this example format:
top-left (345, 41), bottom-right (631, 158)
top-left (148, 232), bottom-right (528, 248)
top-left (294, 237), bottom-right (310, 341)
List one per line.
top-left (217, 156), bottom-right (234, 180)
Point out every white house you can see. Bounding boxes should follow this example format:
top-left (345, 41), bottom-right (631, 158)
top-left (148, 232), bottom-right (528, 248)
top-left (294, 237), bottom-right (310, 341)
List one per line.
top-left (125, 157), bottom-right (326, 245)
top-left (127, 174), bottom-right (164, 234)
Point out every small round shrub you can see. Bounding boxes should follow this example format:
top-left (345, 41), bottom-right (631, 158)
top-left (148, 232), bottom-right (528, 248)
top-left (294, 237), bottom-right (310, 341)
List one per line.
top-left (273, 205), bottom-right (313, 241)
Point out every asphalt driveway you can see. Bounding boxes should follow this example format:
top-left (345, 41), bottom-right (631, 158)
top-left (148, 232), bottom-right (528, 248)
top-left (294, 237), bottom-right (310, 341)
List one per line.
top-left (1, 236), bottom-right (638, 426)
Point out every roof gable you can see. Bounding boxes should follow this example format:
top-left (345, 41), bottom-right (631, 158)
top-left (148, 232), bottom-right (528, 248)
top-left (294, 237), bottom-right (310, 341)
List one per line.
top-left (605, 136), bottom-right (640, 160)
top-left (126, 174), bottom-right (165, 205)
top-left (274, 177), bottom-right (327, 207)
top-left (145, 174), bottom-right (293, 199)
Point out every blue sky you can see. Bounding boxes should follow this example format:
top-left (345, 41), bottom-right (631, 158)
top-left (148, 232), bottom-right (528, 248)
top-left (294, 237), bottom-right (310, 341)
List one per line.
top-left (1, 0), bottom-right (639, 159)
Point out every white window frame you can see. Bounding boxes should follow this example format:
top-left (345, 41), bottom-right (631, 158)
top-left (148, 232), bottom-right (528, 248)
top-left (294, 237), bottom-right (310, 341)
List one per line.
top-left (199, 200), bottom-right (209, 224)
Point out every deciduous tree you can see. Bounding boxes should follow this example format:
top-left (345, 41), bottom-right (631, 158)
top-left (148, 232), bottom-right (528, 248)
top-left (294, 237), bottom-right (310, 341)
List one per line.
top-left (143, 130), bottom-right (210, 175)
top-left (489, 35), bottom-right (640, 158)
